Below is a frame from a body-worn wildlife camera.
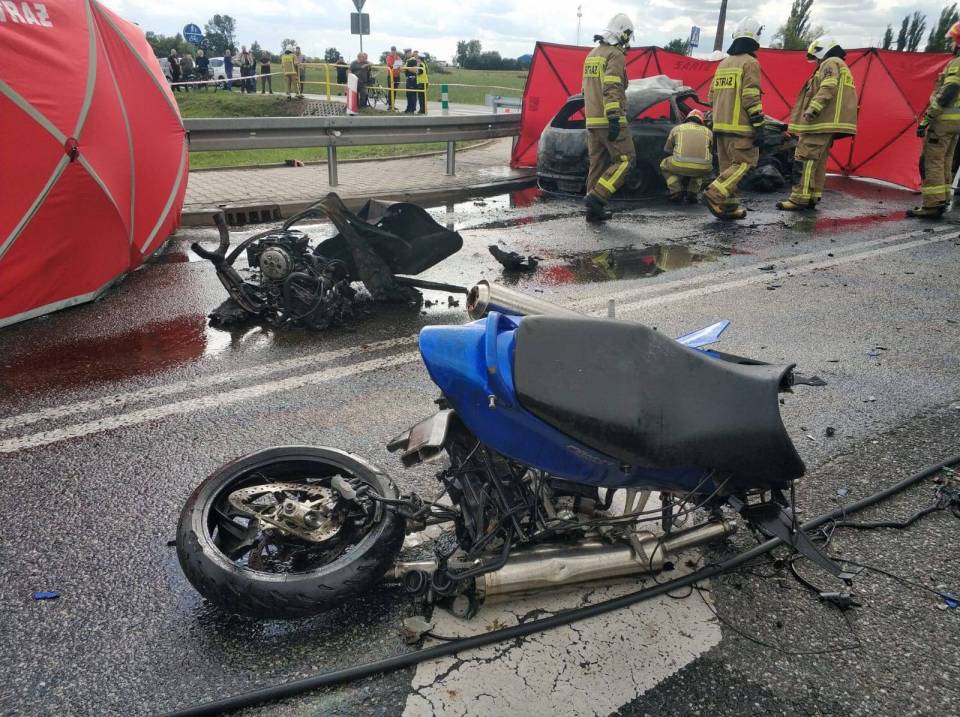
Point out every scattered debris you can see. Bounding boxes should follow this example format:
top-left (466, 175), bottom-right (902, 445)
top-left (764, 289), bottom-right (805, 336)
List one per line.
top-left (447, 295), bottom-right (460, 308)
top-left (766, 283), bottom-right (782, 290)
top-left (488, 245), bottom-right (539, 272)
top-left (33, 591), bottom-right (59, 601)
top-left (864, 396), bottom-right (877, 403)
top-left (401, 616), bottom-right (434, 645)
top-left (284, 159), bottom-right (305, 167)
top-left (825, 426), bottom-right (836, 437)
top-left (837, 487), bottom-right (849, 497)
top-left (759, 264), bottom-right (775, 271)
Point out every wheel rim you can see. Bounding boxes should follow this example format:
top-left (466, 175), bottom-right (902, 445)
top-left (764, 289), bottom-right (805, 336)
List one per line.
top-left (203, 458), bottom-right (382, 576)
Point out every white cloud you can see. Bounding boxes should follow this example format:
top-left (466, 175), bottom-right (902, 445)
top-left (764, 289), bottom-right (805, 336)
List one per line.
top-left (104, 0), bottom-right (960, 61)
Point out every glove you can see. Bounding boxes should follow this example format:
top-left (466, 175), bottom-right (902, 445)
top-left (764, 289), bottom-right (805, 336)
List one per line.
top-left (608, 117), bottom-right (620, 141)
top-left (801, 110), bottom-right (817, 123)
top-left (917, 121), bottom-right (928, 138)
top-left (751, 119), bottom-right (765, 146)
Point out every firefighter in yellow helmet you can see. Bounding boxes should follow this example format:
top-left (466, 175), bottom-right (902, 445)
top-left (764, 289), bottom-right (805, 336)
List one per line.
top-left (582, 13), bottom-right (636, 222)
top-left (702, 17), bottom-right (765, 221)
top-left (660, 109), bottom-right (713, 202)
top-left (777, 38), bottom-right (858, 211)
top-left (908, 22), bottom-right (960, 218)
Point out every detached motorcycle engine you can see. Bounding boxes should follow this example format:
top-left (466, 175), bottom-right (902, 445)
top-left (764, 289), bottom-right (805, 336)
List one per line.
top-left (214, 229), bottom-right (356, 330)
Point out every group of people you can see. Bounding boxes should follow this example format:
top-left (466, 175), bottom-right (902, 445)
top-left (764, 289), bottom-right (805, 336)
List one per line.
top-left (348, 47), bottom-right (430, 113)
top-left (166, 45), bottom-right (306, 97)
top-left (583, 13), bottom-right (960, 223)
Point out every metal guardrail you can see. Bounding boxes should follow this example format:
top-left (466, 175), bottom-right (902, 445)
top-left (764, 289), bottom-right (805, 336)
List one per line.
top-left (183, 114), bottom-right (522, 186)
top-left (486, 95), bottom-right (523, 114)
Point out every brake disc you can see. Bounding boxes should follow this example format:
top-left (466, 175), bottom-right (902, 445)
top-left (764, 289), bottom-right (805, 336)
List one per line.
top-left (228, 481), bottom-right (342, 543)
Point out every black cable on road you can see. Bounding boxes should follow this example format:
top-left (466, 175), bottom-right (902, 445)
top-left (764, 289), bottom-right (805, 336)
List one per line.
top-left (165, 453), bottom-right (959, 717)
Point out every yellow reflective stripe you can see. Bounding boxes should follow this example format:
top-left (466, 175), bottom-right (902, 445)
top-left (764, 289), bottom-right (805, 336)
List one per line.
top-left (671, 159), bottom-right (713, 170)
top-left (604, 101), bottom-right (621, 112)
top-left (742, 87), bottom-right (761, 97)
top-left (597, 177), bottom-right (615, 192)
top-left (602, 75), bottom-right (621, 84)
top-left (820, 78), bottom-right (839, 87)
top-left (609, 154), bottom-right (630, 185)
top-left (746, 104), bottom-right (764, 115)
top-left (922, 184), bottom-right (949, 194)
top-left (802, 160), bottom-right (814, 198)
top-left (788, 122), bottom-right (857, 133)
top-left (713, 162), bottom-right (749, 196)
top-left (808, 100), bottom-right (824, 112)
top-left (945, 76), bottom-right (960, 86)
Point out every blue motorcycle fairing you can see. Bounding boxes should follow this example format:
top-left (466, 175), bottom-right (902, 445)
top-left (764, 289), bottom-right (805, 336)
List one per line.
top-left (676, 319), bottom-right (730, 349)
top-left (417, 312), bottom-right (713, 492)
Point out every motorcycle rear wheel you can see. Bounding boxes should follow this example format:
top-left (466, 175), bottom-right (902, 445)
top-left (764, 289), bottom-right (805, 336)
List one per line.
top-left (176, 446), bottom-right (405, 618)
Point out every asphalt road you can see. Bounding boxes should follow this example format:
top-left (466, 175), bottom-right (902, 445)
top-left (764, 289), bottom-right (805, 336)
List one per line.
top-left (1, 179), bottom-right (958, 716)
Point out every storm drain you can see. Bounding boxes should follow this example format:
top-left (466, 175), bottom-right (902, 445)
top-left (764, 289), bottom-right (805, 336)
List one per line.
top-left (221, 204), bottom-right (283, 226)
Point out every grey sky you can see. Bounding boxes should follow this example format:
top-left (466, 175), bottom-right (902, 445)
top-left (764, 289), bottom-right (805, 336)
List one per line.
top-left (108, 0), bottom-right (956, 59)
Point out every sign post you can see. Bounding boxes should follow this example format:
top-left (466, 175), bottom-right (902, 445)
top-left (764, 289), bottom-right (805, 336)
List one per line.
top-left (688, 26), bottom-right (701, 50)
top-left (183, 23), bottom-right (203, 47)
top-left (351, 0), bottom-right (369, 53)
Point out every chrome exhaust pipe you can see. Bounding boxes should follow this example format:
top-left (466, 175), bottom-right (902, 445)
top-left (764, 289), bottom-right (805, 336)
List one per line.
top-left (479, 519), bottom-right (736, 599)
top-left (466, 280), bottom-right (581, 320)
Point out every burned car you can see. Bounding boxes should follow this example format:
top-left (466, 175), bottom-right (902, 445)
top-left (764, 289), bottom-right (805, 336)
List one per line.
top-left (537, 75), bottom-right (795, 197)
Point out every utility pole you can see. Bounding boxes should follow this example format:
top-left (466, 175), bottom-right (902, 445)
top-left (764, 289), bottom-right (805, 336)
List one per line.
top-left (714, 0), bottom-right (728, 52)
top-left (577, 5), bottom-right (583, 46)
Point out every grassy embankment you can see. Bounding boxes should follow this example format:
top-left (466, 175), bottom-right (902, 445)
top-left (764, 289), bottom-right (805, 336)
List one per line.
top-left (177, 71), bottom-right (525, 169)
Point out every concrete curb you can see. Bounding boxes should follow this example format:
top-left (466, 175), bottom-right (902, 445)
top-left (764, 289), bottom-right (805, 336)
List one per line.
top-left (179, 173), bottom-right (538, 227)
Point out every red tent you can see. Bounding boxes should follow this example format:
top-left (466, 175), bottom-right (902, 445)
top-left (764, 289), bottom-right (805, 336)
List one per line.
top-left (0, 0), bottom-right (188, 328)
top-left (514, 43), bottom-right (950, 191)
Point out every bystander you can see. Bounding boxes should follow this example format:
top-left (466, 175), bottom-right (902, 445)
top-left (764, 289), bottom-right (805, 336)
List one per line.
top-left (238, 46), bottom-right (254, 93)
top-left (385, 45), bottom-right (401, 110)
top-left (350, 52), bottom-right (371, 108)
top-left (259, 49), bottom-right (273, 94)
top-left (223, 48), bottom-right (234, 91)
top-left (168, 48), bottom-right (182, 91)
top-left (180, 52), bottom-right (194, 90)
top-left (195, 49), bottom-right (209, 90)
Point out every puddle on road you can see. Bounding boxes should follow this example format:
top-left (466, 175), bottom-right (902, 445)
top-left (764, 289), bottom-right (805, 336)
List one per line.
top-left (496, 243), bottom-right (726, 287)
top-left (0, 316), bottom-right (279, 393)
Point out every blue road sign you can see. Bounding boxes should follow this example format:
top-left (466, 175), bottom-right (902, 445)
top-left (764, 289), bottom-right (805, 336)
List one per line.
top-left (183, 23), bottom-right (203, 46)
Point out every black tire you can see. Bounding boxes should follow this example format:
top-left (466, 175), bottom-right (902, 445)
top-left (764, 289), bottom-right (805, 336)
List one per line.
top-left (176, 446), bottom-right (405, 618)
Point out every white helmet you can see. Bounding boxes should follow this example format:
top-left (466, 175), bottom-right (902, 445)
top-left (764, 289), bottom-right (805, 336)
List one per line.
top-left (732, 17), bottom-right (763, 42)
top-left (284, 44), bottom-right (295, 53)
top-left (599, 13), bottom-right (634, 47)
top-left (807, 37), bottom-right (841, 61)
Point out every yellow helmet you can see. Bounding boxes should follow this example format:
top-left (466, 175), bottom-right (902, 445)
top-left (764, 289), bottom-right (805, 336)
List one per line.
top-left (947, 20), bottom-right (960, 50)
top-left (807, 37), bottom-right (840, 61)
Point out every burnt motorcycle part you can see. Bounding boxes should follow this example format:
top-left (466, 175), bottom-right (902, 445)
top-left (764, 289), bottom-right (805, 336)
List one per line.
top-left (488, 245), bottom-right (540, 272)
top-left (387, 409), bottom-right (456, 467)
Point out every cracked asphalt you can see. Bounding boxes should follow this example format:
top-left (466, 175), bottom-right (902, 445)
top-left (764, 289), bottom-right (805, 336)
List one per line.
top-left (1, 179), bottom-right (958, 716)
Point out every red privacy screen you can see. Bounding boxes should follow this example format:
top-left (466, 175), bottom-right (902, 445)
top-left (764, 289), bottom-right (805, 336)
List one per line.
top-left (0, 0), bottom-right (188, 328)
top-left (514, 43), bottom-right (948, 191)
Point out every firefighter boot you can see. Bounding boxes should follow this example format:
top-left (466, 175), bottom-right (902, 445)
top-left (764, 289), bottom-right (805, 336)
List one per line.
top-left (585, 193), bottom-right (613, 222)
top-left (906, 204), bottom-right (946, 219)
top-left (776, 199), bottom-right (808, 211)
top-left (704, 196), bottom-right (746, 220)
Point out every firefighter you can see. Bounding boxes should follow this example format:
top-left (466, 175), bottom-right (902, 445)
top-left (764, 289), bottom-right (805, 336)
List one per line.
top-left (908, 21), bottom-right (960, 218)
top-left (777, 38), bottom-right (858, 211)
top-left (702, 17), bottom-right (765, 221)
top-left (281, 45), bottom-right (299, 99)
top-left (582, 13), bottom-right (636, 222)
top-left (660, 109), bottom-right (713, 203)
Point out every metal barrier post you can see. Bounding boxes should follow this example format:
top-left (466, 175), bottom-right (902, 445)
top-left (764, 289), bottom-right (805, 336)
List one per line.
top-left (327, 145), bottom-right (338, 186)
top-left (446, 141), bottom-right (456, 176)
top-left (324, 63), bottom-right (331, 100)
top-left (441, 84), bottom-right (449, 115)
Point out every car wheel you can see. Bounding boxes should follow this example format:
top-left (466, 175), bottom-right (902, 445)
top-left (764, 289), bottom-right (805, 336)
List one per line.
top-left (624, 163), bottom-right (664, 196)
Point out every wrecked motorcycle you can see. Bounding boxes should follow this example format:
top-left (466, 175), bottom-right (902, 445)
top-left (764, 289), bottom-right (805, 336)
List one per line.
top-left (192, 193), bottom-right (464, 329)
top-left (177, 284), bottom-right (837, 618)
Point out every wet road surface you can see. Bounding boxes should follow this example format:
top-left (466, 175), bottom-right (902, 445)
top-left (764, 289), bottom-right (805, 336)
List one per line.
top-left (1, 179), bottom-right (959, 716)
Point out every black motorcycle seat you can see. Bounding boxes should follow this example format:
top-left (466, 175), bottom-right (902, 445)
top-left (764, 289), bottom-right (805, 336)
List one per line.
top-left (512, 317), bottom-right (805, 487)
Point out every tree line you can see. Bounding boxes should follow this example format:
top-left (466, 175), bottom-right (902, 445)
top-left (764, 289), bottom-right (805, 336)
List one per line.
top-left (664, 1), bottom-right (960, 55)
top-left (455, 40), bottom-right (531, 70)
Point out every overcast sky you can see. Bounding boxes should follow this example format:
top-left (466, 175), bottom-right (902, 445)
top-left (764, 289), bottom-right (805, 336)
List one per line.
top-left (109, 0), bottom-right (953, 60)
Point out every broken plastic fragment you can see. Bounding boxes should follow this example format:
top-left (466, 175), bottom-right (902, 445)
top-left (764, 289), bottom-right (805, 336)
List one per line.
top-left (942, 593), bottom-right (958, 609)
top-left (401, 616), bottom-right (434, 644)
top-left (33, 591), bottom-right (59, 601)
top-left (837, 487), bottom-right (849, 497)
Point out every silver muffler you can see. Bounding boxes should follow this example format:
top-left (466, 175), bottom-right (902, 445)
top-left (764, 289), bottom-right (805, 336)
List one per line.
top-left (391, 519), bottom-right (736, 599)
top-left (466, 280), bottom-right (581, 320)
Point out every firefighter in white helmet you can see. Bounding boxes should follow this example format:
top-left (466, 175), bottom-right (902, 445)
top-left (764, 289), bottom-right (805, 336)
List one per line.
top-left (660, 109), bottom-right (713, 202)
top-left (908, 21), bottom-right (960, 218)
top-left (702, 17), bottom-right (765, 221)
top-left (777, 38), bottom-right (858, 210)
top-left (582, 13), bottom-right (636, 222)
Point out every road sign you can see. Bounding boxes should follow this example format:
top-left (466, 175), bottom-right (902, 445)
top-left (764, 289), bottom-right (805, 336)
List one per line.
top-left (350, 12), bottom-right (370, 35)
top-left (689, 26), bottom-right (701, 48)
top-left (183, 23), bottom-right (203, 46)
top-left (353, 0), bottom-right (366, 10)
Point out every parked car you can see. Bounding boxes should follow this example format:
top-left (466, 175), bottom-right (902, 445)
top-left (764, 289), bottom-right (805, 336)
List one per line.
top-left (537, 75), bottom-right (796, 197)
top-left (208, 56), bottom-right (240, 87)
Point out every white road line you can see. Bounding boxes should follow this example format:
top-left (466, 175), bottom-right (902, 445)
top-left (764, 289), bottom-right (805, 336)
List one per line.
top-left (611, 233), bottom-right (953, 311)
top-left (0, 353), bottom-right (419, 455)
top-left (0, 335), bottom-right (417, 433)
top-left (570, 227), bottom-right (955, 312)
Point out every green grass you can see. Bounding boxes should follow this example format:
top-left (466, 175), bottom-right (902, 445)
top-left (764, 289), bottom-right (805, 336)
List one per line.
top-left (174, 91), bottom-right (307, 118)
top-left (298, 66), bottom-right (527, 106)
top-left (189, 141), bottom-right (485, 169)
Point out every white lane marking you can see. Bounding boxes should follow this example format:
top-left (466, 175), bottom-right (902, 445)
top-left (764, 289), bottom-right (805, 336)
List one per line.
top-left (404, 565), bottom-right (719, 716)
top-left (569, 227), bottom-right (955, 312)
top-left (0, 335), bottom-right (417, 433)
top-left (0, 353), bottom-right (418, 455)
top-left (608, 233), bottom-right (952, 311)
